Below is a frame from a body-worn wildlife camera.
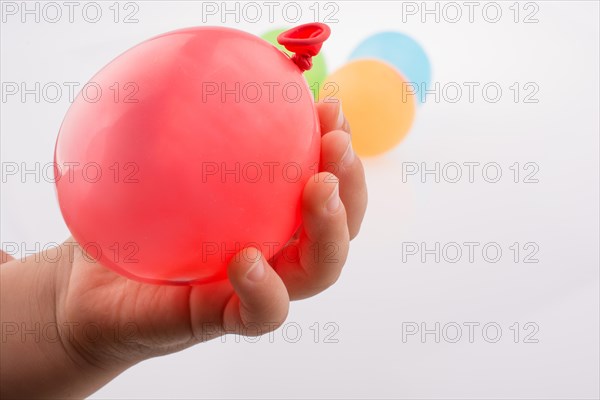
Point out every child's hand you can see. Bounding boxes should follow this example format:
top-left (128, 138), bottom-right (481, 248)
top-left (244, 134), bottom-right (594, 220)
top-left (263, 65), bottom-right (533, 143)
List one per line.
top-left (0, 101), bottom-right (367, 399)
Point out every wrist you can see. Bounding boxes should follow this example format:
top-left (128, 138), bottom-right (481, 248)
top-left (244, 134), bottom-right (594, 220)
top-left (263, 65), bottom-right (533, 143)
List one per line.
top-left (0, 242), bottom-right (128, 398)
top-left (53, 240), bottom-right (139, 371)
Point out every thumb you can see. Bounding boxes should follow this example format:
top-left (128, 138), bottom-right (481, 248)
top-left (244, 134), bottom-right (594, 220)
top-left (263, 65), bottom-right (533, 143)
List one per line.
top-left (223, 247), bottom-right (289, 336)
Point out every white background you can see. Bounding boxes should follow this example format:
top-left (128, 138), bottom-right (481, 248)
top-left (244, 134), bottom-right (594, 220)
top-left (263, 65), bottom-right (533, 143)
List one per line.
top-left (1, 1), bottom-right (599, 399)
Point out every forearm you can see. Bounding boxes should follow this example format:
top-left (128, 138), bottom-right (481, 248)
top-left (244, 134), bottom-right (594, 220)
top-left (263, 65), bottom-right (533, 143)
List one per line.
top-left (0, 251), bottom-right (123, 399)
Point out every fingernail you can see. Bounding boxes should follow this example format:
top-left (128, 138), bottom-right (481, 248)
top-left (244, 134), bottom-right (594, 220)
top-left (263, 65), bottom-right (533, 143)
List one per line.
top-left (245, 251), bottom-right (266, 282)
top-left (336, 101), bottom-right (345, 129)
top-left (326, 180), bottom-right (341, 213)
top-left (341, 135), bottom-right (355, 166)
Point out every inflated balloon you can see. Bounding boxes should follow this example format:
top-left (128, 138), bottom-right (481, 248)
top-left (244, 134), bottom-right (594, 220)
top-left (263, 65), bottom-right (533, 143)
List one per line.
top-left (320, 59), bottom-right (416, 156)
top-left (349, 32), bottom-right (431, 104)
top-left (261, 27), bottom-right (327, 99)
top-left (54, 23), bottom-right (330, 284)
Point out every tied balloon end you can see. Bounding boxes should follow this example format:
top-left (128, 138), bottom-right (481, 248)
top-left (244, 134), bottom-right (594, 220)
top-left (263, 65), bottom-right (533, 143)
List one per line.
top-left (291, 53), bottom-right (313, 71)
top-left (277, 23), bottom-right (330, 72)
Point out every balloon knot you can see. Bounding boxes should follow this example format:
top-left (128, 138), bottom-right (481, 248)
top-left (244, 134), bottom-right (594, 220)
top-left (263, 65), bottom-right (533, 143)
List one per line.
top-left (292, 53), bottom-right (313, 72)
top-left (277, 23), bottom-right (330, 74)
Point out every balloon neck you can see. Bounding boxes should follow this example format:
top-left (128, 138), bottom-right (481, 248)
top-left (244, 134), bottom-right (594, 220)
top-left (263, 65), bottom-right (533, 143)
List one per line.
top-left (291, 53), bottom-right (313, 71)
top-left (277, 23), bottom-right (330, 73)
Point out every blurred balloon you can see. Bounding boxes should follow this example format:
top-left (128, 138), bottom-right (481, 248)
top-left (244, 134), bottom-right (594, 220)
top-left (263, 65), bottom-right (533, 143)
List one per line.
top-left (320, 60), bottom-right (416, 156)
top-left (349, 32), bottom-right (430, 104)
top-left (261, 28), bottom-right (327, 98)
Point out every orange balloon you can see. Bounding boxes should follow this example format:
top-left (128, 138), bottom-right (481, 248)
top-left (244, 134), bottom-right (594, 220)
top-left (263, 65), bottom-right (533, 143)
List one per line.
top-left (320, 60), bottom-right (416, 156)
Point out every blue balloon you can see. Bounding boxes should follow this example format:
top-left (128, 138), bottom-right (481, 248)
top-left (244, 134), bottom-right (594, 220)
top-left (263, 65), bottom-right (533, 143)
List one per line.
top-left (349, 32), bottom-right (431, 104)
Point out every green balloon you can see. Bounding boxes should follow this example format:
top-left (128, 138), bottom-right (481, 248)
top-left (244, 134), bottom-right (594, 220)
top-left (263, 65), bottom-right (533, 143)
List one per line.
top-left (260, 28), bottom-right (327, 100)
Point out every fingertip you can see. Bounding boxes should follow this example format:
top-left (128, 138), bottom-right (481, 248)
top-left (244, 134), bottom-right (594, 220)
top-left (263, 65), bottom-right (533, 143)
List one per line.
top-left (303, 172), bottom-right (341, 215)
top-left (226, 247), bottom-right (289, 332)
top-left (317, 100), bottom-right (345, 134)
top-left (227, 247), bottom-right (261, 280)
top-left (319, 130), bottom-right (367, 241)
top-left (301, 173), bottom-right (349, 255)
top-left (321, 130), bottom-right (354, 173)
top-left (280, 173), bottom-right (350, 300)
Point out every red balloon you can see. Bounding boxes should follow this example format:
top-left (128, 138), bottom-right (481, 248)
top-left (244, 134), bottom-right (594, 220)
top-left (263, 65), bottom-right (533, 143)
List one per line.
top-left (54, 23), bottom-right (330, 284)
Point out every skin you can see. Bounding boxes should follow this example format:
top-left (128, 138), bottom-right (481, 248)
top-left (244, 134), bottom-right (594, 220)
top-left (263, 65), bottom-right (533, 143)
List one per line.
top-left (0, 101), bottom-right (368, 399)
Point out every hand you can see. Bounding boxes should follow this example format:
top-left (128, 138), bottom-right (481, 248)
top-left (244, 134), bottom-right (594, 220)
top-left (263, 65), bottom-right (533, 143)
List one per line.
top-left (0, 101), bottom-right (367, 399)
